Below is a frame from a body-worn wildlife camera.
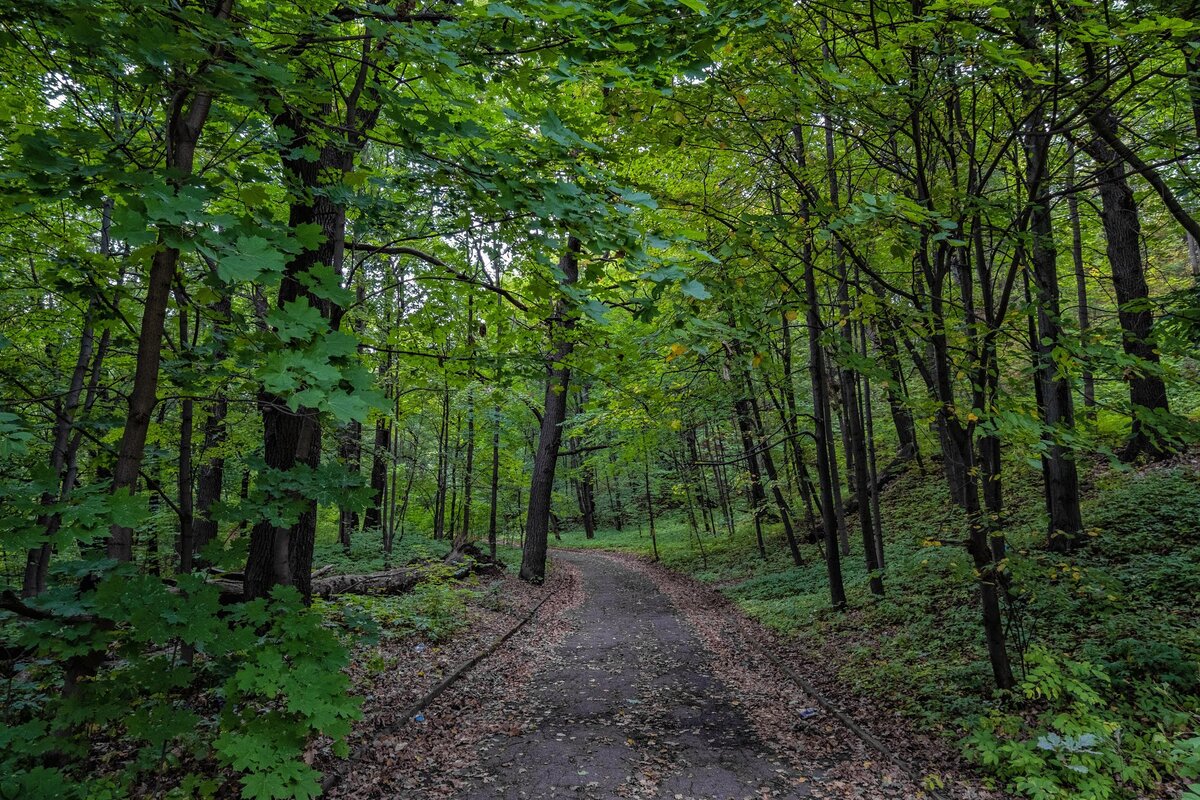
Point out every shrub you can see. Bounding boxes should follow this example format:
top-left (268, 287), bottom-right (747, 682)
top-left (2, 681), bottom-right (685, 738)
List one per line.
top-left (1, 568), bottom-right (359, 800)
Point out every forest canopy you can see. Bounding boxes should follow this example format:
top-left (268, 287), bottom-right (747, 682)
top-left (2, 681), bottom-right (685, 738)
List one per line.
top-left (2, 0), bottom-right (1199, 798)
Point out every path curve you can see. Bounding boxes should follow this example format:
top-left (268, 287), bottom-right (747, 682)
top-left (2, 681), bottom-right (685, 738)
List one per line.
top-left (459, 551), bottom-right (817, 800)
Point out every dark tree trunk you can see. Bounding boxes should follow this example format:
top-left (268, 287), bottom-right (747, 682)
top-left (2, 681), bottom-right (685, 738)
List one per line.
top-left (859, 320), bottom-right (887, 571)
top-left (433, 375), bottom-right (450, 540)
top-left (24, 299), bottom-right (97, 595)
top-left (642, 446), bottom-right (659, 561)
top-left (1025, 120), bottom-right (1085, 553)
top-left (488, 405), bottom-right (501, 560)
top-left (1065, 144), bottom-right (1096, 411)
top-left (519, 236), bottom-right (581, 584)
top-left (708, 425), bottom-right (737, 538)
top-left (364, 418), bottom-right (389, 530)
top-left (457, 295), bottom-right (476, 550)
top-left (778, 308), bottom-right (819, 535)
top-left (805, 254), bottom-right (846, 609)
top-left (872, 313), bottom-right (920, 462)
top-left (828, 107), bottom-right (882, 592)
top-left (843, 328), bottom-right (883, 596)
top-left (194, 292), bottom-right (230, 556)
top-left (108, 61), bottom-right (225, 561)
top-left (731, 395), bottom-right (768, 559)
top-left (568, 391), bottom-right (597, 540)
top-left (176, 301), bottom-right (195, 573)
top-left (795, 121), bottom-right (846, 608)
top-left (746, 371), bottom-right (803, 566)
top-left (246, 116), bottom-right (354, 600)
top-left (1083, 113), bottom-right (1171, 460)
top-left (337, 422), bottom-right (360, 552)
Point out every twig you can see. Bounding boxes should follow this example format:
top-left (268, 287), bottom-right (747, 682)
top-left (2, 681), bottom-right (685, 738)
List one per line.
top-left (319, 587), bottom-right (558, 793)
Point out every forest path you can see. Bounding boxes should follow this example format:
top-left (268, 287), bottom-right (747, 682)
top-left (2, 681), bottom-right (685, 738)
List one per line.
top-left (458, 551), bottom-right (820, 800)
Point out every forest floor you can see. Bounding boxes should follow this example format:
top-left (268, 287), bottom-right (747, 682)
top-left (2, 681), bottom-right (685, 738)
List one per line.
top-left (322, 550), bottom-right (1000, 799)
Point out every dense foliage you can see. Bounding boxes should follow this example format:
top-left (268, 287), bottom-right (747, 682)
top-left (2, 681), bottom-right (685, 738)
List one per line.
top-left (1, 0), bottom-right (1198, 797)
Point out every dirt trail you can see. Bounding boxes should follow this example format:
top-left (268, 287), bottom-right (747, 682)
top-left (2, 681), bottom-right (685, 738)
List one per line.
top-left (459, 551), bottom-right (820, 799)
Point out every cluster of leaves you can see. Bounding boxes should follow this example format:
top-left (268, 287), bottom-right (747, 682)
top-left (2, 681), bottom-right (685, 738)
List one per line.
top-left (1, 575), bottom-right (358, 800)
top-left (965, 646), bottom-right (1193, 800)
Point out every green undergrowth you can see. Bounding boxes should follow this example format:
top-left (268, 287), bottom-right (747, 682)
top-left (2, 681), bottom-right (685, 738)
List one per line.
top-left (318, 571), bottom-right (474, 645)
top-left (554, 463), bottom-right (1200, 799)
top-left (0, 521), bottom-right (513, 800)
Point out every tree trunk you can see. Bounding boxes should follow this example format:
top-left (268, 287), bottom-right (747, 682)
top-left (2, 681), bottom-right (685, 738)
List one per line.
top-left (795, 122), bottom-right (846, 608)
top-left (519, 236), bottom-right (581, 584)
top-left (108, 67), bottom-right (225, 561)
top-left (643, 445), bottom-right (659, 562)
top-left (1065, 143), bottom-right (1096, 411)
top-left (731, 392), bottom-right (768, 559)
top-left (872, 313), bottom-right (920, 462)
top-left (23, 299), bottom-right (97, 595)
top-left (746, 371), bottom-right (803, 565)
top-left (194, 293), bottom-right (230, 557)
top-left (176, 301), bottom-right (195, 573)
top-left (433, 374), bottom-right (450, 540)
top-left (246, 126), bottom-right (352, 600)
top-left (1025, 119), bottom-right (1085, 553)
top-left (1083, 113), bottom-right (1171, 460)
top-left (364, 418), bottom-right (388, 530)
top-left (457, 295), bottom-right (476, 549)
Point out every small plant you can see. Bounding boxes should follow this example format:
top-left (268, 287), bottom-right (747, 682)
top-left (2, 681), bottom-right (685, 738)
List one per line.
top-left (965, 646), bottom-right (1183, 799)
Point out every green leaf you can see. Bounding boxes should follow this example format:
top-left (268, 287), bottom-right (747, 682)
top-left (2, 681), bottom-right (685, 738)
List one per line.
top-left (220, 236), bottom-right (287, 283)
top-left (487, 2), bottom-right (524, 20)
top-left (681, 279), bottom-right (711, 300)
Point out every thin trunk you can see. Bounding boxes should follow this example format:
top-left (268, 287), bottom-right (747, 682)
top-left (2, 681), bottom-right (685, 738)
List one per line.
top-left (1026, 115), bottom-right (1084, 552)
top-left (643, 444), bottom-right (659, 562)
top-left (708, 425), bottom-right (737, 538)
top-left (1066, 143), bottom-right (1096, 411)
top-left (731, 396), bottom-right (768, 559)
top-left (795, 123), bottom-right (846, 609)
top-left (779, 307), bottom-right (819, 535)
top-left (23, 299), bottom-right (97, 595)
top-left (176, 299), bottom-right (195, 573)
top-left (487, 403), bottom-right (501, 559)
top-left (851, 318), bottom-right (883, 595)
top-left (108, 37), bottom-right (228, 560)
top-left (860, 320), bottom-right (886, 571)
top-left (433, 374), bottom-right (450, 540)
top-left (747, 372), bottom-right (803, 566)
top-left (458, 295), bottom-right (476, 548)
top-left (194, 292), bottom-right (230, 557)
top-left (872, 312), bottom-right (920, 462)
top-left (364, 418), bottom-right (388, 530)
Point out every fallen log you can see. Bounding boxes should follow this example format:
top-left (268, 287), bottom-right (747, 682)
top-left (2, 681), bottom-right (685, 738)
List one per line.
top-left (310, 545), bottom-right (506, 599)
top-left (310, 566), bottom-right (425, 599)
